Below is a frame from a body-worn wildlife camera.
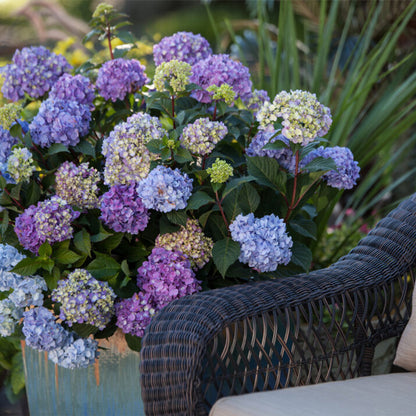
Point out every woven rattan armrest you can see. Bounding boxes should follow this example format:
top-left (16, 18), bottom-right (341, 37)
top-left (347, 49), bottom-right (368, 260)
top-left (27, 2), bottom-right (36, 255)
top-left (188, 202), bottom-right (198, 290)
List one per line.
top-left (140, 195), bottom-right (416, 416)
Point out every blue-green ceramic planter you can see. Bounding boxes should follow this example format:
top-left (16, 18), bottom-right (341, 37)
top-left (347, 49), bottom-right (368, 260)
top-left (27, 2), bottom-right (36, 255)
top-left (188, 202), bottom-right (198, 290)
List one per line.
top-left (22, 334), bottom-right (144, 416)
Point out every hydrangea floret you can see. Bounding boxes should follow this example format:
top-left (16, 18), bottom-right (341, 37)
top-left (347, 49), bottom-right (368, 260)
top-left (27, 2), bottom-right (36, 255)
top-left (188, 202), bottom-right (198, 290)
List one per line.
top-left (155, 219), bottom-right (214, 269)
top-left (9, 275), bottom-right (47, 308)
top-left (180, 118), bottom-right (228, 155)
top-left (0, 299), bottom-right (23, 337)
top-left (6, 147), bottom-right (36, 183)
top-left (102, 112), bottom-right (165, 185)
top-left (154, 60), bottom-right (192, 94)
top-left (206, 83), bottom-right (236, 106)
top-left (55, 161), bottom-right (100, 209)
top-left (0, 126), bottom-right (18, 164)
top-left (153, 31), bottom-right (212, 66)
top-left (96, 58), bottom-right (148, 102)
top-left (246, 89), bottom-right (270, 115)
top-left (136, 165), bottom-right (193, 213)
top-left (137, 247), bottom-right (201, 308)
top-left (99, 183), bottom-right (150, 234)
top-left (206, 159), bottom-right (234, 184)
top-left (1, 46), bottom-right (71, 101)
top-left (257, 90), bottom-right (332, 145)
top-left (0, 244), bottom-right (25, 292)
top-left (230, 213), bottom-right (293, 272)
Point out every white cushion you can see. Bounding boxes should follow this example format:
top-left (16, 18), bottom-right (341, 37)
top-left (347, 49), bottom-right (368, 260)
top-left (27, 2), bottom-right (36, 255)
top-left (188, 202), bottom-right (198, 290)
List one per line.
top-left (209, 373), bottom-right (416, 416)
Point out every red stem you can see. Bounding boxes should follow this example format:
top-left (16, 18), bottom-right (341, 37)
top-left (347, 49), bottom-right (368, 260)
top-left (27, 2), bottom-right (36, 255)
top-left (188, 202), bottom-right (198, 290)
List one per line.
top-left (106, 20), bottom-right (114, 60)
top-left (171, 96), bottom-right (176, 128)
top-left (215, 191), bottom-right (229, 235)
top-left (3, 188), bottom-right (24, 210)
top-left (212, 103), bottom-right (217, 121)
top-left (284, 150), bottom-right (300, 222)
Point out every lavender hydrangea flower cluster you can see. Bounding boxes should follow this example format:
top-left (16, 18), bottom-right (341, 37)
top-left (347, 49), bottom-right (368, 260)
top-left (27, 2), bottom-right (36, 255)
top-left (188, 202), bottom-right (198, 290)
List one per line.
top-left (136, 165), bottom-right (192, 213)
top-left (55, 161), bottom-right (100, 209)
top-left (190, 54), bottom-right (252, 103)
top-left (6, 147), bottom-right (36, 183)
top-left (0, 299), bottom-right (23, 336)
top-left (301, 146), bottom-right (360, 189)
top-left (9, 275), bottom-right (47, 308)
top-left (230, 213), bottom-right (293, 272)
top-left (0, 126), bottom-right (18, 164)
top-left (256, 90), bottom-right (332, 146)
top-left (99, 183), bottom-right (150, 234)
top-left (1, 46), bottom-right (71, 101)
top-left (0, 244), bottom-right (25, 292)
top-left (14, 196), bottom-right (80, 253)
top-left (180, 118), bottom-right (228, 155)
top-left (137, 247), bottom-right (201, 309)
top-left (96, 58), bottom-right (148, 102)
top-left (51, 269), bottom-right (116, 330)
top-left (22, 307), bottom-right (69, 351)
top-left (29, 99), bottom-right (91, 148)
top-left (102, 112), bottom-right (165, 185)
top-left (48, 335), bottom-right (98, 369)
top-left (49, 74), bottom-right (95, 110)
top-left (246, 89), bottom-right (270, 115)
top-left (115, 292), bottom-right (156, 337)
top-left (153, 31), bottom-right (212, 66)
top-left (155, 219), bottom-right (214, 269)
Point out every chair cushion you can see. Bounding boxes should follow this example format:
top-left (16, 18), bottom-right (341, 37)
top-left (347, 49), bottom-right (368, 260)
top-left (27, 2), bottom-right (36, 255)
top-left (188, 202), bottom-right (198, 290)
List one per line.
top-left (394, 286), bottom-right (416, 371)
top-left (209, 373), bottom-right (416, 416)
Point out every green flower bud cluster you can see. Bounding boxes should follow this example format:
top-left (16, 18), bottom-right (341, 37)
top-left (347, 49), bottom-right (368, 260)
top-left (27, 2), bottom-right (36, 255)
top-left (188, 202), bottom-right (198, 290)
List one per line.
top-left (0, 103), bottom-right (21, 130)
top-left (154, 59), bottom-right (192, 94)
top-left (7, 147), bottom-right (36, 183)
top-left (206, 158), bottom-right (234, 184)
top-left (206, 83), bottom-right (236, 105)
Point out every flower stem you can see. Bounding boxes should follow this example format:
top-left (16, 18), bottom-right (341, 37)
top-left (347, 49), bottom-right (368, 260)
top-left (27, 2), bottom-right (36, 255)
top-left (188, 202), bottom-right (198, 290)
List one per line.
top-left (171, 95), bottom-right (176, 128)
top-left (284, 149), bottom-right (300, 222)
top-left (106, 19), bottom-right (114, 60)
top-left (215, 191), bottom-right (229, 235)
top-left (2, 188), bottom-right (24, 210)
top-left (212, 102), bottom-right (217, 121)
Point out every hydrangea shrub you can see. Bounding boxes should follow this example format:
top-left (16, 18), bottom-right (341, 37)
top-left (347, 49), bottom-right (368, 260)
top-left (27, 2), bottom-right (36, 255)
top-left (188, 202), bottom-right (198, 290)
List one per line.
top-left (0, 2), bottom-right (360, 369)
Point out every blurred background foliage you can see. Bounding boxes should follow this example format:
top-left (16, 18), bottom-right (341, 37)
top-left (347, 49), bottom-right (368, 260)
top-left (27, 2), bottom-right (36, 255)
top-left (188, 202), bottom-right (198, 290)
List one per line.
top-left (0, 0), bottom-right (415, 407)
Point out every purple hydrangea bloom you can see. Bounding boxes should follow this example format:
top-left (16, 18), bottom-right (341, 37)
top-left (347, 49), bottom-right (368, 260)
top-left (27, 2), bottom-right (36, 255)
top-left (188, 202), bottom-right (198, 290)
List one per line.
top-left (246, 89), bottom-right (270, 115)
top-left (0, 127), bottom-right (18, 164)
top-left (50, 73), bottom-right (95, 110)
top-left (51, 269), bottom-right (116, 330)
top-left (137, 247), bottom-right (201, 309)
top-left (115, 292), bottom-right (156, 337)
top-left (301, 146), bottom-right (360, 189)
top-left (96, 58), bottom-right (148, 102)
top-left (190, 54), bottom-right (252, 103)
top-left (100, 183), bottom-right (150, 234)
top-left (1, 46), bottom-right (71, 101)
top-left (0, 244), bottom-right (25, 292)
top-left (14, 196), bottom-right (80, 254)
top-left (9, 275), bottom-right (47, 308)
top-left (48, 334), bottom-right (98, 369)
top-left (230, 213), bottom-right (293, 272)
top-left (136, 165), bottom-right (193, 213)
top-left (29, 98), bottom-right (91, 148)
top-left (153, 31), bottom-right (212, 66)
top-left (22, 307), bottom-right (70, 351)
top-left (0, 299), bottom-right (23, 336)
top-left (246, 131), bottom-right (289, 159)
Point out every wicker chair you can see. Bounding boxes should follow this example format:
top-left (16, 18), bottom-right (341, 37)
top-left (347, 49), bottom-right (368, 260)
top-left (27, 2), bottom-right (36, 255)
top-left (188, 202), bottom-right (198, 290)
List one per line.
top-left (140, 195), bottom-right (416, 415)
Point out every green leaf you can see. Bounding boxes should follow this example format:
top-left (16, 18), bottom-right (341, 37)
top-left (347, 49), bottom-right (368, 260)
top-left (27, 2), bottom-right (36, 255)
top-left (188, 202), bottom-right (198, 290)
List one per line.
top-left (121, 259), bottom-right (131, 277)
top-left (222, 175), bottom-right (256, 199)
top-left (0, 175), bottom-right (7, 189)
top-left (113, 44), bottom-right (134, 58)
top-left (303, 157), bottom-right (338, 173)
top-left (1, 209), bottom-right (9, 236)
top-left (91, 225), bottom-right (113, 242)
top-left (166, 210), bottom-right (188, 226)
top-left (246, 157), bottom-right (286, 193)
top-left (38, 242), bottom-right (52, 258)
top-left (290, 242), bottom-right (312, 272)
top-left (289, 218), bottom-right (317, 240)
top-left (74, 229), bottom-right (91, 257)
top-left (96, 232), bottom-right (124, 253)
top-left (174, 147), bottom-right (193, 163)
top-left (45, 143), bottom-right (69, 156)
top-left (186, 191), bottom-right (214, 210)
top-left (53, 248), bottom-right (83, 265)
top-left (73, 140), bottom-right (96, 158)
top-left (212, 238), bottom-right (240, 277)
top-left (10, 352), bottom-right (25, 395)
top-left (125, 333), bottom-right (141, 352)
top-left (262, 140), bottom-right (288, 151)
top-left (146, 139), bottom-right (163, 155)
top-left (87, 252), bottom-right (121, 280)
top-left (40, 258), bottom-right (54, 273)
top-left (222, 189), bottom-right (242, 222)
top-left (238, 183), bottom-right (260, 214)
top-left (71, 323), bottom-right (99, 338)
top-left (198, 210), bottom-right (213, 228)
top-left (11, 258), bottom-right (42, 276)
top-left (116, 30), bottom-right (136, 44)
top-left (24, 181), bottom-right (41, 206)
top-left (83, 28), bottom-right (101, 43)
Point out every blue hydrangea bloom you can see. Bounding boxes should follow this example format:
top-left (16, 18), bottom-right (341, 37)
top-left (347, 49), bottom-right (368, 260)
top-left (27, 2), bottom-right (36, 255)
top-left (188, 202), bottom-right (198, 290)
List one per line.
top-left (0, 126), bottom-right (18, 164)
top-left (136, 165), bottom-right (193, 213)
top-left (22, 307), bottom-right (70, 351)
top-left (0, 299), bottom-right (23, 336)
top-left (0, 244), bottom-right (26, 292)
top-left (29, 98), bottom-right (91, 148)
top-left (246, 131), bottom-right (289, 159)
top-left (230, 213), bottom-right (293, 272)
top-left (48, 334), bottom-right (98, 369)
top-left (1, 46), bottom-right (71, 101)
top-left (9, 275), bottom-right (47, 308)
top-left (301, 146), bottom-right (360, 189)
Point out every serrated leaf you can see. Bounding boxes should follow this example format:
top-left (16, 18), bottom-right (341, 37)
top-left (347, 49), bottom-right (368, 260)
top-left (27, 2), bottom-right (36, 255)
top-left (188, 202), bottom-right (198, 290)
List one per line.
top-left (146, 139), bottom-right (163, 154)
top-left (71, 323), bottom-right (99, 338)
top-left (1, 209), bottom-right (9, 235)
top-left (90, 225), bottom-right (113, 242)
top-left (53, 248), bottom-right (83, 264)
top-left (83, 28), bottom-right (101, 43)
top-left (290, 242), bottom-right (312, 272)
top-left (262, 140), bottom-right (288, 151)
top-left (238, 183), bottom-right (260, 214)
top-left (73, 140), bottom-right (96, 158)
top-left (10, 352), bottom-right (25, 395)
top-left (125, 333), bottom-right (141, 352)
top-left (246, 157), bottom-right (286, 193)
top-left (222, 190), bottom-right (242, 222)
top-left (11, 258), bottom-right (42, 276)
top-left (222, 175), bottom-right (256, 199)
top-left (74, 229), bottom-right (91, 257)
top-left (116, 30), bottom-right (136, 44)
top-left (198, 210), bottom-right (213, 228)
top-left (40, 258), bottom-right (54, 273)
top-left (24, 181), bottom-right (41, 206)
top-left (186, 191), bottom-right (214, 210)
top-left (121, 259), bottom-right (130, 277)
top-left (45, 143), bottom-right (69, 156)
top-left (87, 252), bottom-right (121, 280)
top-left (38, 242), bottom-right (52, 257)
top-left (166, 210), bottom-right (188, 226)
top-left (0, 175), bottom-right (7, 189)
top-left (303, 156), bottom-right (338, 172)
top-left (212, 238), bottom-right (240, 277)
top-left (96, 232), bottom-right (124, 252)
top-left (174, 147), bottom-right (193, 163)
top-left (289, 218), bottom-right (317, 240)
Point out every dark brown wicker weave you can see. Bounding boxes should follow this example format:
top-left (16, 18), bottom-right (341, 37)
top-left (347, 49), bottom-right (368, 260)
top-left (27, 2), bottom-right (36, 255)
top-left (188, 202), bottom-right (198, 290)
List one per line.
top-left (140, 195), bottom-right (416, 416)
